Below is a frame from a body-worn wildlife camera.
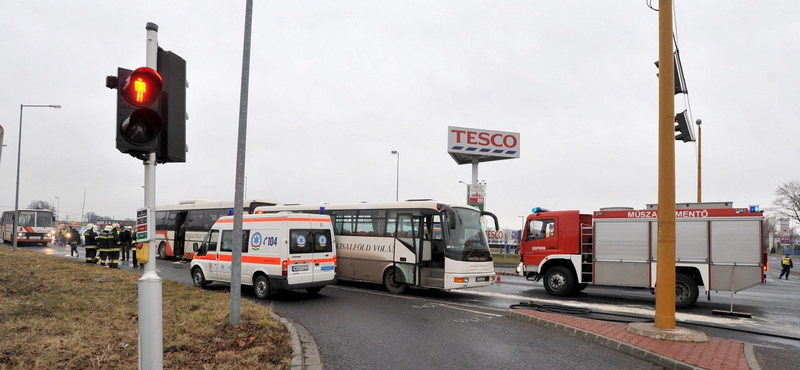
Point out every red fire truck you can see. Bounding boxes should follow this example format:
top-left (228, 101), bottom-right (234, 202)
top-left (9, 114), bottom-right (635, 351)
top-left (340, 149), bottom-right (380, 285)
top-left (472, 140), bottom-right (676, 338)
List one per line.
top-left (517, 202), bottom-right (765, 308)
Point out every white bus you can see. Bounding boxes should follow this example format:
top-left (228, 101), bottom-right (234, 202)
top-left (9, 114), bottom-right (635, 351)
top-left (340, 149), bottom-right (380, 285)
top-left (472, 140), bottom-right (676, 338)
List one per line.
top-left (255, 200), bottom-right (499, 293)
top-left (153, 199), bottom-right (281, 260)
top-left (1, 209), bottom-right (56, 246)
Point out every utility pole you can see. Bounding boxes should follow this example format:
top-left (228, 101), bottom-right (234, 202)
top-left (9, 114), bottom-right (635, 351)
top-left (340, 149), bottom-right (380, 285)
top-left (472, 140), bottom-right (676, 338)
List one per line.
top-left (696, 119), bottom-right (702, 203)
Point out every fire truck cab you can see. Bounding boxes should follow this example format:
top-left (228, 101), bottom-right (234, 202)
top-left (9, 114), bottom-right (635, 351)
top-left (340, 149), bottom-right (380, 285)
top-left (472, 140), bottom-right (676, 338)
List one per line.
top-left (518, 203), bottom-right (765, 308)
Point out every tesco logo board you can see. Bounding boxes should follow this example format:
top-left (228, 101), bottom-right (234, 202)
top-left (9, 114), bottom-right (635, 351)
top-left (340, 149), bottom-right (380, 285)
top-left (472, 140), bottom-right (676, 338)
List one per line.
top-left (447, 126), bottom-right (520, 162)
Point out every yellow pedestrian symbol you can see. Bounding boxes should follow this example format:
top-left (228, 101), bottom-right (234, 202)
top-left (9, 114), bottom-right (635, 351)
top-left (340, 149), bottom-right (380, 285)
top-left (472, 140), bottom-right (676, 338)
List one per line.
top-left (134, 77), bottom-right (147, 103)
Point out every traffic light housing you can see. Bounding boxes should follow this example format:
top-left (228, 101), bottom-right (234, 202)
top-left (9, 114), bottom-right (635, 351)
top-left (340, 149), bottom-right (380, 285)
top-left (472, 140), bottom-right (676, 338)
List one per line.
top-left (654, 50), bottom-right (688, 95)
top-left (674, 110), bottom-right (696, 143)
top-left (156, 48), bottom-right (187, 163)
top-left (111, 67), bottom-right (164, 159)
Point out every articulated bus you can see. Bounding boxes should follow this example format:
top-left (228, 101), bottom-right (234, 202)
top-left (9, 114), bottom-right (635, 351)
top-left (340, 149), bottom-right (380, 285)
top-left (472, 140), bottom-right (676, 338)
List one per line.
top-left (254, 200), bottom-right (499, 293)
top-left (2, 209), bottom-right (56, 245)
top-left (153, 199), bottom-right (281, 260)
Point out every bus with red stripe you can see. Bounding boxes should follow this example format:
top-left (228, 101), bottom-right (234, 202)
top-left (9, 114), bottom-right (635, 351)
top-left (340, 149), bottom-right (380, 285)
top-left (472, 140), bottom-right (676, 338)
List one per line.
top-left (152, 199), bottom-right (281, 261)
top-left (190, 212), bottom-right (336, 297)
top-left (2, 209), bottom-right (56, 246)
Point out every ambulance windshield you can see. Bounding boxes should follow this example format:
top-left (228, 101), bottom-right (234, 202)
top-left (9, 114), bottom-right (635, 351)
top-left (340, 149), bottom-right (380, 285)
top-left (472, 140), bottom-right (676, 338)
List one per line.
top-left (444, 207), bottom-right (492, 262)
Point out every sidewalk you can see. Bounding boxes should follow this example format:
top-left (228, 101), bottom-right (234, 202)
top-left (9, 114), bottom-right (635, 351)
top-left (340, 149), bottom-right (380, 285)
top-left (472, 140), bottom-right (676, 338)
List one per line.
top-left (507, 308), bottom-right (756, 370)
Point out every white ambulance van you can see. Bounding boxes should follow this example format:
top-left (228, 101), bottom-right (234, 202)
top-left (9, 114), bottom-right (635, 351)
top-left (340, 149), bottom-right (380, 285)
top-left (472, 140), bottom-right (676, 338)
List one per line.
top-left (190, 212), bottom-right (337, 298)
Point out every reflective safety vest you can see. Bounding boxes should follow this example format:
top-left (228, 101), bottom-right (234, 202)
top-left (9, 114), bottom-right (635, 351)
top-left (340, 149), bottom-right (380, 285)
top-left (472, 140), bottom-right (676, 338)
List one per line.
top-left (782, 256), bottom-right (792, 266)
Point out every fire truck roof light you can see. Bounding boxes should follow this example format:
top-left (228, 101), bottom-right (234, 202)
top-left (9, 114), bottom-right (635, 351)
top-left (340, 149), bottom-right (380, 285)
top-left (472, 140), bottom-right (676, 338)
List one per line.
top-left (749, 205), bottom-right (760, 213)
top-left (531, 207), bottom-right (549, 213)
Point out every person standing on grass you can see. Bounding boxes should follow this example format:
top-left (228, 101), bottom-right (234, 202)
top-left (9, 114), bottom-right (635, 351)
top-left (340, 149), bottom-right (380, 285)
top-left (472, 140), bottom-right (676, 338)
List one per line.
top-left (779, 252), bottom-right (793, 280)
top-left (97, 225), bottom-right (111, 266)
top-left (68, 226), bottom-right (80, 258)
top-left (107, 223), bottom-right (122, 269)
top-left (120, 226), bottom-right (132, 263)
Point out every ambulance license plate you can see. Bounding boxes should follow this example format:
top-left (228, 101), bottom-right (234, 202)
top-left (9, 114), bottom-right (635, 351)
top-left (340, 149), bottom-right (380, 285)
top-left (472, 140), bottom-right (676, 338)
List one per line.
top-left (292, 265), bottom-right (309, 272)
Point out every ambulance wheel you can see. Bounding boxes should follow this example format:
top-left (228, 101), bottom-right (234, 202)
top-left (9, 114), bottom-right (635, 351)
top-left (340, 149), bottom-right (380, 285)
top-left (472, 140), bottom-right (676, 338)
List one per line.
top-left (675, 273), bottom-right (699, 308)
top-left (543, 266), bottom-right (575, 297)
top-left (158, 242), bottom-right (167, 260)
top-left (254, 275), bottom-right (271, 299)
top-left (383, 268), bottom-right (407, 294)
top-left (306, 287), bottom-right (323, 294)
top-left (192, 267), bottom-right (209, 289)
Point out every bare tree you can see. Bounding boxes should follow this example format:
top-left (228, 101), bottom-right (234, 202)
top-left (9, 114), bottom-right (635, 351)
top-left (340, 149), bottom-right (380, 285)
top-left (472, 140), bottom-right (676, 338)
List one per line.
top-left (771, 181), bottom-right (800, 225)
top-left (28, 200), bottom-right (54, 210)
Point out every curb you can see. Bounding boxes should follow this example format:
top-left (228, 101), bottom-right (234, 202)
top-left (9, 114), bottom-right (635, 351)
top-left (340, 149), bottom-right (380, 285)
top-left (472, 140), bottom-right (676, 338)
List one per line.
top-left (506, 310), bottom-right (705, 370)
top-left (271, 312), bottom-right (324, 370)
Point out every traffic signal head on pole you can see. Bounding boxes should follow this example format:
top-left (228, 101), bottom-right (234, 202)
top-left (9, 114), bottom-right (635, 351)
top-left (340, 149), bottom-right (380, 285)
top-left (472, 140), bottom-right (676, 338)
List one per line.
top-left (674, 110), bottom-right (696, 143)
top-left (109, 67), bottom-right (164, 159)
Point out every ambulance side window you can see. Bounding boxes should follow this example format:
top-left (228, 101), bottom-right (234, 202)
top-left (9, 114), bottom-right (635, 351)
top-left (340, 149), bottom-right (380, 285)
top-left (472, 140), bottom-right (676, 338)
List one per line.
top-left (199, 230), bottom-right (219, 256)
top-left (220, 230), bottom-right (250, 253)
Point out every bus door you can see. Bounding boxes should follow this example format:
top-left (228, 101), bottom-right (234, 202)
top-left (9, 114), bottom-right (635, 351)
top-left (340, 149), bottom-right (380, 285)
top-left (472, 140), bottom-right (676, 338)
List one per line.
top-left (393, 214), bottom-right (421, 286)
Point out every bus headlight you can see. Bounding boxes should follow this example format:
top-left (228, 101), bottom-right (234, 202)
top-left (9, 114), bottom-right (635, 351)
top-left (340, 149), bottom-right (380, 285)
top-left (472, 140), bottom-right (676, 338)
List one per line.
top-left (454, 277), bottom-right (469, 283)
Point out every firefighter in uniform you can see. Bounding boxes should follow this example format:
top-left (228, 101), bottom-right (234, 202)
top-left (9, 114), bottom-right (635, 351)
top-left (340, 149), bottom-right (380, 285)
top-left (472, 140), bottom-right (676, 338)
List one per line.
top-left (97, 225), bottom-right (111, 266)
top-left (83, 224), bottom-right (99, 263)
top-left (779, 253), bottom-right (793, 280)
top-left (108, 223), bottom-right (122, 269)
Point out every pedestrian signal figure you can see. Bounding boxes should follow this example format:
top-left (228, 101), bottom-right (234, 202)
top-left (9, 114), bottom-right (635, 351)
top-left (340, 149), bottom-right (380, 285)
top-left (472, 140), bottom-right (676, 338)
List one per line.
top-left (83, 224), bottom-right (99, 263)
top-left (68, 226), bottom-right (80, 258)
top-left (779, 253), bottom-right (793, 280)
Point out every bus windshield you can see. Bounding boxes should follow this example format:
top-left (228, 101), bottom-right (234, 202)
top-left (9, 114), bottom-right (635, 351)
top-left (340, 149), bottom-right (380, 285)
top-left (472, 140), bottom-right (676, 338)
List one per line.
top-left (444, 207), bottom-right (492, 262)
top-left (36, 211), bottom-right (54, 227)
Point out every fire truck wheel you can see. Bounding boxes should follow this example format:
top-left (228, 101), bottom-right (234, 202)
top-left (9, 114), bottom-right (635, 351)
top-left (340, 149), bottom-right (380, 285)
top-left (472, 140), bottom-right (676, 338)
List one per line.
top-left (254, 275), bottom-right (271, 299)
top-left (675, 273), bottom-right (699, 308)
top-left (384, 267), bottom-right (407, 294)
top-left (543, 266), bottom-right (576, 297)
top-left (192, 267), bottom-right (209, 289)
top-left (158, 242), bottom-right (167, 260)
top-left (573, 283), bottom-right (588, 293)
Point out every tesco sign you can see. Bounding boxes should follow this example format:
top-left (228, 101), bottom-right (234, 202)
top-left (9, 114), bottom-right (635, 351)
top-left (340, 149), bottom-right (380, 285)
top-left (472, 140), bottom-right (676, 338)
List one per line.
top-left (447, 126), bottom-right (520, 164)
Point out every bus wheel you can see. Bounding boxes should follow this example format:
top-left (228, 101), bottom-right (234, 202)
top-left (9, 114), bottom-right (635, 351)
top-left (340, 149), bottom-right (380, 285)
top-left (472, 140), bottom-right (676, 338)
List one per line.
top-left (254, 275), bottom-right (271, 299)
top-left (192, 267), bottom-right (209, 289)
top-left (158, 242), bottom-right (167, 260)
top-left (383, 268), bottom-right (407, 294)
top-left (543, 266), bottom-right (575, 297)
top-left (306, 287), bottom-right (322, 294)
top-left (573, 283), bottom-right (588, 293)
top-left (675, 273), bottom-right (699, 308)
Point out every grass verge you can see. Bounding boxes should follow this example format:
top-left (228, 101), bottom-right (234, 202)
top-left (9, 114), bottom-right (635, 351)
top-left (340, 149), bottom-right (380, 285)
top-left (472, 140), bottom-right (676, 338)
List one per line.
top-left (0, 245), bottom-right (291, 370)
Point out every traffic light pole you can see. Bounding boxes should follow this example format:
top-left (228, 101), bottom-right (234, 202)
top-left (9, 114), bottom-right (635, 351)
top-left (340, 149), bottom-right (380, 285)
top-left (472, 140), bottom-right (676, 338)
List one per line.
top-left (139, 22), bottom-right (164, 370)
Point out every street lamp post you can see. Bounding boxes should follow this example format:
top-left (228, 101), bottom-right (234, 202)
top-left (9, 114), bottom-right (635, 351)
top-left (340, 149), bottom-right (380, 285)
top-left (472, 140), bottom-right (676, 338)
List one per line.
top-left (13, 104), bottom-right (61, 251)
top-left (391, 150), bottom-right (399, 201)
top-left (458, 181), bottom-right (470, 204)
top-left (80, 188), bottom-right (87, 225)
top-left (696, 119), bottom-right (702, 203)
top-left (55, 196), bottom-right (60, 222)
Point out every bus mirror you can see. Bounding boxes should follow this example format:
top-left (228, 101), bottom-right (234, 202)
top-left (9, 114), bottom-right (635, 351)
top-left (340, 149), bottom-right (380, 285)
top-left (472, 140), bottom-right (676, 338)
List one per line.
top-left (481, 210), bottom-right (500, 230)
top-left (192, 243), bottom-right (199, 253)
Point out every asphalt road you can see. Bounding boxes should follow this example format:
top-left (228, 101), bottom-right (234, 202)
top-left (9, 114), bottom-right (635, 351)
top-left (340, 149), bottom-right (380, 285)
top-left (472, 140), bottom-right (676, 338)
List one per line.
top-left (19, 244), bottom-right (800, 369)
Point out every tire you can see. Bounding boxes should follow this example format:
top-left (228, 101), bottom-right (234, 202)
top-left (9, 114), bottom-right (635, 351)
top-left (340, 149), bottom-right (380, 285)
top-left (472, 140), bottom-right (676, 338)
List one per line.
top-left (192, 267), bottom-right (209, 289)
top-left (573, 283), bottom-right (589, 293)
top-left (543, 266), bottom-right (576, 297)
top-left (254, 275), bottom-right (271, 299)
top-left (675, 273), bottom-right (699, 308)
top-left (158, 242), bottom-right (167, 260)
top-left (306, 287), bottom-right (323, 294)
top-left (383, 267), bottom-right (407, 294)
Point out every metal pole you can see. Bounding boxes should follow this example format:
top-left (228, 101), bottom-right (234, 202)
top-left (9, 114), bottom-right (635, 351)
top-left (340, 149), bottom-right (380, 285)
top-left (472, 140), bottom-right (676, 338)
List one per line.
top-left (138, 22), bottom-right (164, 370)
top-left (655, 0), bottom-right (676, 330)
top-left (231, 0), bottom-right (254, 325)
top-left (471, 158), bottom-right (479, 185)
top-left (80, 188), bottom-right (86, 225)
top-left (13, 104), bottom-right (59, 251)
top-left (696, 119), bottom-right (702, 203)
top-left (391, 150), bottom-right (399, 201)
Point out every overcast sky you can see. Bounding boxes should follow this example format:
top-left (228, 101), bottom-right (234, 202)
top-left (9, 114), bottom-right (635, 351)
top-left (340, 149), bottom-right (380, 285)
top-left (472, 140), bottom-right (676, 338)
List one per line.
top-left (1, 1), bottom-right (798, 231)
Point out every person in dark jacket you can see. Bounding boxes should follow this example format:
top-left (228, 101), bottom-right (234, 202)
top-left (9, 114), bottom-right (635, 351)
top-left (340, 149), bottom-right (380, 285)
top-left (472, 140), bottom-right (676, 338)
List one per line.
top-left (83, 224), bottom-right (99, 263)
top-left (120, 226), bottom-right (132, 263)
top-left (68, 227), bottom-right (80, 258)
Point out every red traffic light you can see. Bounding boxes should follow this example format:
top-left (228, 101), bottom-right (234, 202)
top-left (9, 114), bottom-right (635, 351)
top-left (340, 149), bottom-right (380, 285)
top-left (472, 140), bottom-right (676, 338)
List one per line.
top-left (122, 67), bottom-right (163, 107)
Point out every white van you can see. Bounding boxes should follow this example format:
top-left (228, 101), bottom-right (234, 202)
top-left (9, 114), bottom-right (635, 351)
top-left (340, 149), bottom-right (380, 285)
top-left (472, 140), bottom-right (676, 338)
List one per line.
top-left (190, 212), bottom-right (337, 298)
